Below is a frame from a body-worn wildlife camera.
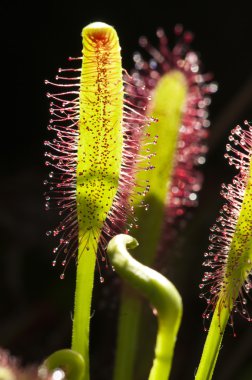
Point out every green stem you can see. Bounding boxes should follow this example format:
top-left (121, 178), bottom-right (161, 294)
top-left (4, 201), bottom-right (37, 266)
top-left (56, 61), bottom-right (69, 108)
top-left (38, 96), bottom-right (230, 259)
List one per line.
top-left (195, 301), bottom-right (230, 380)
top-left (108, 234), bottom-right (182, 380)
top-left (71, 247), bottom-right (96, 380)
top-left (113, 288), bottom-right (142, 380)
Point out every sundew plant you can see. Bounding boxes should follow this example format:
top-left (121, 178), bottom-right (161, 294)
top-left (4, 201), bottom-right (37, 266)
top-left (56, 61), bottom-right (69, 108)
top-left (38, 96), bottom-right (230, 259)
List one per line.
top-left (44, 22), bottom-right (153, 380)
top-left (0, 20), bottom-right (251, 380)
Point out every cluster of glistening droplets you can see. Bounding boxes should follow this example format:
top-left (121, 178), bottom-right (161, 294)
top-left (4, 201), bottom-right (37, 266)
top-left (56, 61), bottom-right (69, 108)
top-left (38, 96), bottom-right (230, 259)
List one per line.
top-left (44, 57), bottom-right (80, 279)
top-left (44, 58), bottom-right (155, 280)
top-left (128, 24), bottom-right (217, 249)
top-left (200, 121), bottom-right (252, 328)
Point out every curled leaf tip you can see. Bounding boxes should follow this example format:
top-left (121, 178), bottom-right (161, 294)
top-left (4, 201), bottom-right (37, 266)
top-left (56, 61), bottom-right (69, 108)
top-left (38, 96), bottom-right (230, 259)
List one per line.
top-left (108, 234), bottom-right (139, 255)
top-left (107, 233), bottom-right (182, 380)
top-left (82, 22), bottom-right (118, 47)
top-left (42, 349), bottom-right (85, 380)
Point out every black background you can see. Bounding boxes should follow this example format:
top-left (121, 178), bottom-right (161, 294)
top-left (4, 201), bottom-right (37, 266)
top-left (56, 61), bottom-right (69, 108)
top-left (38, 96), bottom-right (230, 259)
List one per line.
top-left (1, 0), bottom-right (252, 379)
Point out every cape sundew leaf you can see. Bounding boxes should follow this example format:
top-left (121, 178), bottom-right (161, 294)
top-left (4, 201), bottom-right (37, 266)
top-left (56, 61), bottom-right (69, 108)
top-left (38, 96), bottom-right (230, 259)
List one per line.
top-left (44, 22), bottom-right (152, 278)
top-left (128, 26), bottom-right (216, 266)
top-left (200, 121), bottom-right (252, 323)
top-left (132, 70), bottom-right (188, 264)
top-left (45, 22), bottom-right (153, 377)
top-left (195, 122), bottom-right (252, 380)
top-left (76, 24), bottom-right (124, 272)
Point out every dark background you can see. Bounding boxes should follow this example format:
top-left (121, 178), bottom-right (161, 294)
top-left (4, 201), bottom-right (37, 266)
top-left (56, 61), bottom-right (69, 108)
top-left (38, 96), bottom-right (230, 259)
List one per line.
top-left (1, 0), bottom-right (252, 379)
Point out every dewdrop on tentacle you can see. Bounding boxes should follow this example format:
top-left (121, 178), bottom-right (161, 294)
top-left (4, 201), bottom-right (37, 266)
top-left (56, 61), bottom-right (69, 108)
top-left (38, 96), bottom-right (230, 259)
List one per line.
top-left (126, 25), bottom-right (216, 264)
top-left (200, 121), bottom-right (252, 327)
top-left (44, 22), bottom-right (154, 280)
